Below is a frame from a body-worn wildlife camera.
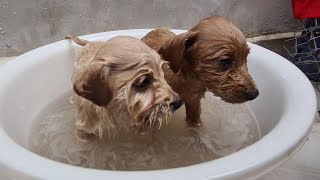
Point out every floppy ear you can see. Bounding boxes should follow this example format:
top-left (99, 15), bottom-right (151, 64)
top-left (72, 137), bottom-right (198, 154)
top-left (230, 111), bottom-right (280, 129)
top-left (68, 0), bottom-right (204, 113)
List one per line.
top-left (158, 32), bottom-right (197, 73)
top-left (73, 63), bottom-right (112, 106)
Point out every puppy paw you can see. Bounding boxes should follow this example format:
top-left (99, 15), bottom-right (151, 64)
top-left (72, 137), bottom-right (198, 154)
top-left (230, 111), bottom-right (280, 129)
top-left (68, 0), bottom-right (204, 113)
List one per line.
top-left (68, 95), bottom-right (74, 105)
top-left (76, 129), bottom-right (95, 142)
top-left (186, 118), bottom-right (202, 127)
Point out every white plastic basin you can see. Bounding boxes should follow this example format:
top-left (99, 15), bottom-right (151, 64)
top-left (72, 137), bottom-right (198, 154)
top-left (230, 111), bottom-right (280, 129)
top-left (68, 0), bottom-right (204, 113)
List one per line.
top-left (0, 29), bottom-right (316, 180)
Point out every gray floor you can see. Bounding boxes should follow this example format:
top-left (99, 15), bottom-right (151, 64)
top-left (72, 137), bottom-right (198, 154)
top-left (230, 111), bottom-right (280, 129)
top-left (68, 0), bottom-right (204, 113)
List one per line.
top-left (255, 38), bottom-right (294, 60)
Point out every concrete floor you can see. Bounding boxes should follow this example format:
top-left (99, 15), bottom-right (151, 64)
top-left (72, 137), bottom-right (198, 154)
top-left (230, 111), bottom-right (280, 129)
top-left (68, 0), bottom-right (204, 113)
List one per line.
top-left (0, 38), bottom-right (319, 179)
top-left (255, 38), bottom-right (293, 60)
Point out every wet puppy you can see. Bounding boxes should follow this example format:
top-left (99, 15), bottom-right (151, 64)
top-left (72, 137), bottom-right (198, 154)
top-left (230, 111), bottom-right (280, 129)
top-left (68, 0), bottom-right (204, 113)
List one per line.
top-left (141, 16), bottom-right (259, 126)
top-left (66, 35), bottom-right (183, 139)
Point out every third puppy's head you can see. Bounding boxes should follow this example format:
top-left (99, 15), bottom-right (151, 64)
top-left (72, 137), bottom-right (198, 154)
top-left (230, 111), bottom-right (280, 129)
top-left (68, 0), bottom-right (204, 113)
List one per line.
top-left (72, 36), bottom-right (182, 133)
top-left (160, 16), bottom-right (259, 103)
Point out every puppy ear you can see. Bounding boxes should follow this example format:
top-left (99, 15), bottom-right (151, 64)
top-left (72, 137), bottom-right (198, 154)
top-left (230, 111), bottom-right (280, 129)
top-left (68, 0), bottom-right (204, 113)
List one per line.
top-left (73, 63), bottom-right (113, 106)
top-left (159, 32), bottom-right (197, 73)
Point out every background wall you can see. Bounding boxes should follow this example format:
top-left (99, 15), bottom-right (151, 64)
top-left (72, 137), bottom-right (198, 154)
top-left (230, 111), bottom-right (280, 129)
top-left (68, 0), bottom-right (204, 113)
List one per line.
top-left (0, 0), bottom-right (301, 56)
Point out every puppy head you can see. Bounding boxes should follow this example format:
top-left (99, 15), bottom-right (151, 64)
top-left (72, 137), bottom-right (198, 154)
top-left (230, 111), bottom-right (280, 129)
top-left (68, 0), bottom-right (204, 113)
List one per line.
top-left (73, 36), bottom-right (182, 133)
top-left (160, 16), bottom-right (258, 103)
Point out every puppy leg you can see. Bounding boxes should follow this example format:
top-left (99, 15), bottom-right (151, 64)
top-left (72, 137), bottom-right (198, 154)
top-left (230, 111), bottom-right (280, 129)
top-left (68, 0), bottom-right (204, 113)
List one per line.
top-left (74, 95), bottom-right (102, 139)
top-left (185, 97), bottom-right (202, 126)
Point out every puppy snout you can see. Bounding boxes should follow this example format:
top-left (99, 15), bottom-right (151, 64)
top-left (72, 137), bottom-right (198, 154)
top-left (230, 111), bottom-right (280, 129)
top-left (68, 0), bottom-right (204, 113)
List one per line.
top-left (170, 97), bottom-right (183, 111)
top-left (244, 90), bottom-right (259, 101)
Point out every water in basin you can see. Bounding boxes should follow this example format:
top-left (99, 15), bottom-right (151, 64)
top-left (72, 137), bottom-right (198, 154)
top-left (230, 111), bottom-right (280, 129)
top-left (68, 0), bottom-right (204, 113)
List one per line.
top-left (28, 91), bottom-right (260, 170)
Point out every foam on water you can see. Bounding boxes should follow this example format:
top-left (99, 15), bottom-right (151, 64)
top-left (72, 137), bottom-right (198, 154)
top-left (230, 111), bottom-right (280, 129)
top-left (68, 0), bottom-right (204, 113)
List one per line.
top-left (28, 91), bottom-right (260, 171)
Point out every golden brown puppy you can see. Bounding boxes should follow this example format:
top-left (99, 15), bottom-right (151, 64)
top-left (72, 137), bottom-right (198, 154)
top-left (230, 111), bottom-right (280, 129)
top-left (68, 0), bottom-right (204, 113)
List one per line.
top-left (141, 16), bottom-right (259, 126)
top-left (66, 35), bottom-right (183, 139)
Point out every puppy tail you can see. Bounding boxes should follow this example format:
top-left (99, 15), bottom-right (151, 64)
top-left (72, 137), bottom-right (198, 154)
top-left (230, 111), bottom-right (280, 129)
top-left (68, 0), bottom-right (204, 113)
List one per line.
top-left (65, 35), bottom-right (90, 46)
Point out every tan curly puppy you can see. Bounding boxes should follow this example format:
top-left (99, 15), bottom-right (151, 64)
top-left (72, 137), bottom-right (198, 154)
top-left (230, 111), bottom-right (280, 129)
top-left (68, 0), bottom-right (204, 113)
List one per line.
top-left (66, 35), bottom-right (183, 139)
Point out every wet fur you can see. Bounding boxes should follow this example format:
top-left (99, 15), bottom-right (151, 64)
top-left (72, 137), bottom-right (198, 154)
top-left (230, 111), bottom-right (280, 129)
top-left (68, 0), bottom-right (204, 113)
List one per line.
top-left (66, 35), bottom-right (179, 138)
top-left (141, 16), bottom-right (258, 126)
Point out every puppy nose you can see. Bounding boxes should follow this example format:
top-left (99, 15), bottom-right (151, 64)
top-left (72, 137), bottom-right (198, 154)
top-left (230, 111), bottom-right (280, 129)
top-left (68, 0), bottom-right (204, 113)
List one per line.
top-left (244, 90), bottom-right (259, 101)
top-left (170, 98), bottom-right (183, 111)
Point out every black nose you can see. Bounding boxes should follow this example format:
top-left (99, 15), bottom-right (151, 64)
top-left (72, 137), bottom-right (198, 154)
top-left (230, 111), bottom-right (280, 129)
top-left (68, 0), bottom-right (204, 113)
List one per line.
top-left (244, 90), bottom-right (259, 101)
top-left (170, 98), bottom-right (183, 111)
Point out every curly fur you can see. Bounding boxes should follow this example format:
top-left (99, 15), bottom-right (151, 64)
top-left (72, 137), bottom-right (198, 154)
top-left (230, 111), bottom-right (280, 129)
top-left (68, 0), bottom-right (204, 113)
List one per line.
top-left (66, 35), bottom-right (180, 139)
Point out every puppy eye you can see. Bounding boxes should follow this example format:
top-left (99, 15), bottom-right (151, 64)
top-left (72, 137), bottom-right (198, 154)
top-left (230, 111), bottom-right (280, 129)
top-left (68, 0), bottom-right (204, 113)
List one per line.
top-left (134, 76), bottom-right (151, 90)
top-left (218, 59), bottom-right (232, 69)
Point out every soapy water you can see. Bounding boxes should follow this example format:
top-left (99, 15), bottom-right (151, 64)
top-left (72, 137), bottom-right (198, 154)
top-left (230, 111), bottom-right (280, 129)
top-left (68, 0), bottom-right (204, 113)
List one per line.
top-left (28, 91), bottom-right (260, 171)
